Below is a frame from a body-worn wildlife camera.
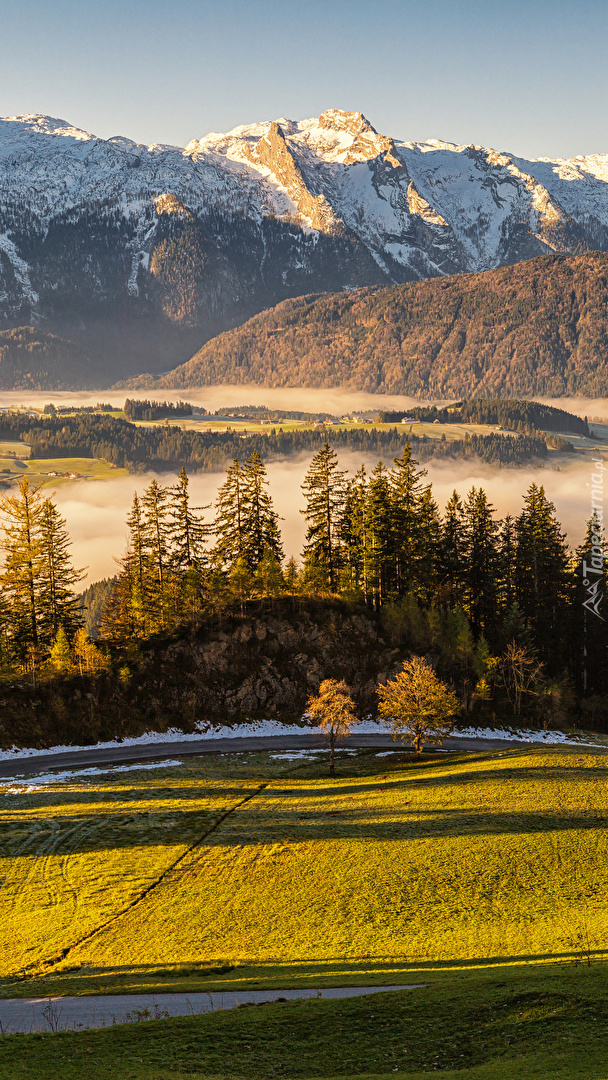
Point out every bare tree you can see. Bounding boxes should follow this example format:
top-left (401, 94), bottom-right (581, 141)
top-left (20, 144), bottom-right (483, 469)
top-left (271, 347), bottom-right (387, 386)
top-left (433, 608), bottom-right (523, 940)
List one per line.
top-left (377, 656), bottom-right (461, 757)
top-left (499, 642), bottom-right (544, 717)
top-left (306, 678), bottom-right (358, 776)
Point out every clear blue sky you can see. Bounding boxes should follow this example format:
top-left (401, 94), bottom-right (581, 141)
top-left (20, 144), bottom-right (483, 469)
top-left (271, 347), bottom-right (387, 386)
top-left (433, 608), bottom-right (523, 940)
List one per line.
top-left (1, 0), bottom-right (606, 159)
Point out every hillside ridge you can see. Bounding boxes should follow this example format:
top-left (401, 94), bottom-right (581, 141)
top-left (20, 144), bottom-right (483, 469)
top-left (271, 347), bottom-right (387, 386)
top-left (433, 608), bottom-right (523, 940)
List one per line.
top-left (159, 252), bottom-right (608, 397)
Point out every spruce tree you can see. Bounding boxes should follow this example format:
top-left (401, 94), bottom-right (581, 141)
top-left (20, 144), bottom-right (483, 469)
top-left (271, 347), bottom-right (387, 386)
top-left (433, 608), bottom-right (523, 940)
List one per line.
top-left (498, 514), bottom-right (517, 614)
top-left (340, 465), bottom-right (368, 599)
top-left (389, 444), bottom-right (426, 597)
top-left (415, 485), bottom-right (441, 605)
top-left (462, 487), bottom-right (499, 638)
top-left (170, 467), bottom-right (209, 574)
top-left (241, 452), bottom-right (283, 570)
top-left (141, 479), bottom-right (171, 629)
top-left (365, 462), bottom-right (395, 605)
top-left (573, 512), bottom-right (608, 694)
top-left (213, 458), bottom-right (247, 570)
top-left (300, 443), bottom-right (346, 590)
top-left (38, 498), bottom-right (83, 645)
top-left (515, 483), bottom-right (570, 666)
top-left (438, 490), bottom-right (466, 609)
top-left (0, 479), bottom-right (46, 662)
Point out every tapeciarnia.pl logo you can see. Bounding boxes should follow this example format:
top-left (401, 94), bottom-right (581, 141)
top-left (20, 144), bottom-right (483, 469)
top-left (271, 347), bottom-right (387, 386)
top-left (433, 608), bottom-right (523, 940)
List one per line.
top-left (583, 457), bottom-right (605, 621)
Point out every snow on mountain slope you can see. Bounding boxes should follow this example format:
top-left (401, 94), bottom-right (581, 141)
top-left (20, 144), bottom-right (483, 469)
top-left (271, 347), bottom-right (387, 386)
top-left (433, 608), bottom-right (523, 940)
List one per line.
top-left (1, 107), bottom-right (608, 385)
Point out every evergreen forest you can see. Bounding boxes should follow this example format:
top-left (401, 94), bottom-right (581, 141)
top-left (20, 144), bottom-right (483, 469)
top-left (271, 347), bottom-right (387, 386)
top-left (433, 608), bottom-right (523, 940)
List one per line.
top-left (0, 444), bottom-right (606, 749)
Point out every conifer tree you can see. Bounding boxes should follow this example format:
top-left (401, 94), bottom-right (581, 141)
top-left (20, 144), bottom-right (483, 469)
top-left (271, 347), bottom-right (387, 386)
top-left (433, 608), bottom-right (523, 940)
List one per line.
top-left (49, 627), bottom-right (73, 674)
top-left (462, 487), bottom-right (499, 637)
top-left (300, 443), bottom-right (346, 590)
top-left (141, 479), bottom-right (171, 629)
top-left (340, 465), bottom-right (368, 599)
top-left (0, 480), bottom-right (47, 661)
top-left (438, 491), bottom-right (466, 609)
top-left (389, 444), bottom-right (426, 596)
top-left (415, 485), bottom-right (441, 605)
top-left (573, 512), bottom-right (608, 694)
top-left (498, 514), bottom-right (517, 613)
top-left (170, 467), bottom-right (209, 574)
top-left (515, 483), bottom-right (570, 665)
top-left (38, 498), bottom-right (84, 644)
top-left (365, 462), bottom-right (394, 605)
top-left (241, 453), bottom-right (283, 570)
top-left (213, 458), bottom-right (247, 570)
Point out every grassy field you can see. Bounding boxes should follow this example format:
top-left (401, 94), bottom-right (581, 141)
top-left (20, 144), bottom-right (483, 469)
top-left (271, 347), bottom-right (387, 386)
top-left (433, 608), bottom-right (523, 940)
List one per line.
top-left (2, 744), bottom-right (608, 1005)
top-left (2, 960), bottom-right (608, 1077)
top-left (0, 455), bottom-right (128, 486)
top-left (139, 416), bottom-right (500, 440)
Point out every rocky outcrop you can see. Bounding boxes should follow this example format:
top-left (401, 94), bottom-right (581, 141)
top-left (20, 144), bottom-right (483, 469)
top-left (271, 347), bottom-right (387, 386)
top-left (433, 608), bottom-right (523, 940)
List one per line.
top-left (138, 606), bottom-right (397, 722)
top-left (0, 603), bottom-right (400, 750)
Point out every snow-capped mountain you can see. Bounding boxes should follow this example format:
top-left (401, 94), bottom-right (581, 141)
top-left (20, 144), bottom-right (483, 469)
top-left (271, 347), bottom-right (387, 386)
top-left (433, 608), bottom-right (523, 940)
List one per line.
top-left (2, 107), bottom-right (608, 383)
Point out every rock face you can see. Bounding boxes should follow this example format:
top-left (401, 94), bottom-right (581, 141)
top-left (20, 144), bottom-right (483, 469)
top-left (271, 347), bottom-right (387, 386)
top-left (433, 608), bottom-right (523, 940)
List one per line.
top-left (135, 607), bottom-right (396, 723)
top-left (0, 605), bottom-right (398, 750)
top-left (3, 108), bottom-right (608, 385)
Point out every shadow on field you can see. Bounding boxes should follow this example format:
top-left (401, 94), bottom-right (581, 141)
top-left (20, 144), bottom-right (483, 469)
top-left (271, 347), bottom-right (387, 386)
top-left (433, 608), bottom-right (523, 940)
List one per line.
top-left (3, 796), bottom-right (607, 852)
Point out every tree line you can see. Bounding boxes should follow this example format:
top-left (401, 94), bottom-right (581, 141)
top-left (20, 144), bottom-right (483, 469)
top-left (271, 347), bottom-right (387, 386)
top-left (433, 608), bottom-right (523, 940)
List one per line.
top-left (0, 411), bottom-right (550, 473)
top-left (1, 444), bottom-right (606, 729)
top-left (377, 399), bottom-right (589, 436)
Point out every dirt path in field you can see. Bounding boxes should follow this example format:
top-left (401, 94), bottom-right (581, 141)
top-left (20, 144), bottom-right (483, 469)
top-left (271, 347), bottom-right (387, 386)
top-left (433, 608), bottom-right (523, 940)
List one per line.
top-left (0, 984), bottom-right (425, 1034)
top-left (0, 732), bottom-right (538, 779)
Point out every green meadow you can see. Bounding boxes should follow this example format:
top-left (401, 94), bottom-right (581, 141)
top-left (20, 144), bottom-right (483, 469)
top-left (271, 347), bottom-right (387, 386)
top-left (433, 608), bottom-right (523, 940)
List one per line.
top-left (2, 745), bottom-right (608, 1078)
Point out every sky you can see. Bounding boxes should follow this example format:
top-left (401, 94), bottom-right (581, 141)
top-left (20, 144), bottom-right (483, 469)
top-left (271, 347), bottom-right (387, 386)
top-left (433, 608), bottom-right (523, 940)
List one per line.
top-left (1, 0), bottom-right (607, 160)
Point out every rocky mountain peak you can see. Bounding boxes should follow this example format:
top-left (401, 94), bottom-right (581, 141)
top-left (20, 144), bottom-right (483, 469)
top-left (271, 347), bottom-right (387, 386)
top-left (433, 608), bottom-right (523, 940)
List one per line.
top-left (317, 109), bottom-right (376, 136)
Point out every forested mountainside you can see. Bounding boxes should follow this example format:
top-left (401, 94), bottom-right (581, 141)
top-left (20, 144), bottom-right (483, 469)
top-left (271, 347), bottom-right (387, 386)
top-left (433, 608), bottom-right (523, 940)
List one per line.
top-left (4, 109), bottom-right (608, 386)
top-left (161, 253), bottom-right (608, 397)
top-left (0, 327), bottom-right (94, 389)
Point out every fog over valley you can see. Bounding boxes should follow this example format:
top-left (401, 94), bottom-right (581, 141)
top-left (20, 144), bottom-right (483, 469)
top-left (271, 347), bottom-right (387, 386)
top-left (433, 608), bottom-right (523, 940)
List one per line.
top-left (50, 451), bottom-right (604, 589)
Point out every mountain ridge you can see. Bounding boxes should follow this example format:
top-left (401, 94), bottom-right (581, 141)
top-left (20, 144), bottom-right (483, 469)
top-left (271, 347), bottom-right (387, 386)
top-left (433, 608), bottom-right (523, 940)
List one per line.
top-left (157, 252), bottom-right (608, 398)
top-left (3, 108), bottom-right (608, 386)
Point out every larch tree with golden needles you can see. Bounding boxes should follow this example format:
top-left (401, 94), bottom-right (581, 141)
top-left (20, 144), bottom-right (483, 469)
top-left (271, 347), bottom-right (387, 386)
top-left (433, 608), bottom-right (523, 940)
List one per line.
top-left (306, 678), bottom-right (358, 776)
top-left (377, 656), bottom-right (461, 757)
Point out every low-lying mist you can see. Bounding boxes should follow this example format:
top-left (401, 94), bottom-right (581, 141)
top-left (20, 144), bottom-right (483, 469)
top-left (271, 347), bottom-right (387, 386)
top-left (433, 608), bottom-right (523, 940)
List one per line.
top-left (51, 451), bottom-right (603, 588)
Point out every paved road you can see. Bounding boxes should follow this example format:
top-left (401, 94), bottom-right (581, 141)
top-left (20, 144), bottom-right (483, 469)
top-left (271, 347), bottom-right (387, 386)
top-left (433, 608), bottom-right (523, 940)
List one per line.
top-left (0, 732), bottom-right (530, 778)
top-left (0, 985), bottom-right (424, 1034)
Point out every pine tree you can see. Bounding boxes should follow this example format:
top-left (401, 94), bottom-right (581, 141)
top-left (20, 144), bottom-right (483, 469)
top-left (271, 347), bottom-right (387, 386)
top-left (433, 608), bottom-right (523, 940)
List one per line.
top-left (300, 443), bottom-right (346, 590)
top-left (515, 483), bottom-right (570, 667)
top-left (462, 487), bottom-right (499, 638)
top-left (241, 453), bottom-right (283, 570)
top-left (213, 459), bottom-right (247, 570)
top-left (141, 479), bottom-right (171, 630)
top-left (0, 479), bottom-right (46, 662)
top-left (38, 498), bottom-right (84, 644)
top-left (389, 444), bottom-right (426, 597)
top-left (437, 490), bottom-right (466, 609)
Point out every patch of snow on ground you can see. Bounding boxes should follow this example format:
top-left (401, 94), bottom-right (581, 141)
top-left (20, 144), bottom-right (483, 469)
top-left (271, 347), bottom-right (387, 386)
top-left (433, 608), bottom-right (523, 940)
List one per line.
top-left (0, 758), bottom-right (183, 792)
top-left (0, 718), bottom-right (387, 763)
top-left (0, 718), bottom-right (604, 764)
top-left (457, 725), bottom-right (606, 747)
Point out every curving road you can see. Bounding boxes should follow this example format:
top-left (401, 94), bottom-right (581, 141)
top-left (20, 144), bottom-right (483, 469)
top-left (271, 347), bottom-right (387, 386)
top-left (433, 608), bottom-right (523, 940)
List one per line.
top-left (0, 731), bottom-right (538, 779)
top-left (0, 984), bottom-right (425, 1034)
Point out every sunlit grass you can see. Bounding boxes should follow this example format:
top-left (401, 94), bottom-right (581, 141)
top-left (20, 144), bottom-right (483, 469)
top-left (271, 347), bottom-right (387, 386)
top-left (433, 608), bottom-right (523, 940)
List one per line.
top-left (2, 745), bottom-right (608, 1003)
